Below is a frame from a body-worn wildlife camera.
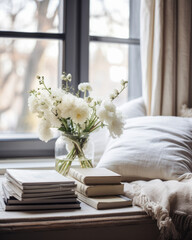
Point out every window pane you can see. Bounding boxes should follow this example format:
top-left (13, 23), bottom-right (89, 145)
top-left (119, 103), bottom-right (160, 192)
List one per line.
top-left (90, 0), bottom-right (129, 38)
top-left (128, 45), bottom-right (142, 100)
top-left (89, 42), bottom-right (128, 106)
top-left (0, 38), bottom-right (60, 134)
top-left (0, 0), bottom-right (63, 33)
top-left (129, 0), bottom-right (140, 39)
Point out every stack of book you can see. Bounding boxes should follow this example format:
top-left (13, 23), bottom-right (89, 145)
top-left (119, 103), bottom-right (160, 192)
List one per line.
top-left (68, 167), bottom-right (132, 210)
top-left (1, 169), bottom-right (80, 211)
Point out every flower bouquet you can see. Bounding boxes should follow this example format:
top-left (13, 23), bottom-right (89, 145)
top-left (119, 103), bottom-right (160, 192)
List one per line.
top-left (28, 73), bottom-right (128, 175)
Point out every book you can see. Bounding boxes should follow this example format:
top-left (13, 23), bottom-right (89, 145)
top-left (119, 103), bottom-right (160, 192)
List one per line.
top-left (2, 181), bottom-right (76, 201)
top-left (68, 167), bottom-right (121, 185)
top-left (5, 180), bottom-right (75, 197)
top-left (74, 179), bottom-right (124, 197)
top-left (77, 193), bottom-right (132, 210)
top-left (0, 195), bottom-right (81, 211)
top-left (4, 197), bottom-right (78, 205)
top-left (6, 169), bottom-right (74, 187)
top-left (5, 173), bottom-right (76, 190)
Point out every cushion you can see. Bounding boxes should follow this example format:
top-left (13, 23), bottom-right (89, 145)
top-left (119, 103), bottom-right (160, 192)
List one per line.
top-left (97, 116), bottom-right (192, 181)
top-left (118, 97), bottom-right (146, 119)
top-left (90, 127), bottom-right (109, 167)
top-left (91, 97), bottom-right (146, 167)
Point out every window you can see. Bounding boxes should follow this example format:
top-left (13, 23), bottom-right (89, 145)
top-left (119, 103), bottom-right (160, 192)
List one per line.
top-left (0, 0), bottom-right (141, 158)
top-left (89, 0), bottom-right (141, 105)
top-left (0, 0), bottom-right (64, 158)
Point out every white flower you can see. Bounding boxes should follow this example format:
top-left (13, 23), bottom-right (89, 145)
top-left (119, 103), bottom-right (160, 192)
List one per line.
top-left (28, 91), bottom-right (51, 118)
top-left (113, 89), bottom-right (119, 95)
top-left (51, 88), bottom-right (65, 102)
top-left (121, 79), bottom-right (128, 86)
top-left (108, 112), bottom-right (124, 138)
top-left (57, 94), bottom-right (89, 124)
top-left (44, 111), bottom-right (61, 128)
top-left (97, 100), bottom-right (124, 137)
top-left (109, 93), bottom-right (116, 100)
top-left (97, 100), bottom-right (116, 123)
top-left (57, 93), bottom-right (76, 119)
top-left (66, 73), bottom-right (72, 81)
top-left (70, 97), bottom-right (89, 124)
top-left (38, 91), bottom-right (52, 111)
top-left (78, 83), bottom-right (92, 92)
top-left (28, 94), bottom-right (39, 113)
top-left (38, 119), bottom-right (54, 142)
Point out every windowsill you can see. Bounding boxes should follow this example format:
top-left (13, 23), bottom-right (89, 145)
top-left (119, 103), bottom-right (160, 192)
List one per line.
top-left (0, 158), bottom-right (55, 175)
top-left (0, 160), bottom-right (160, 239)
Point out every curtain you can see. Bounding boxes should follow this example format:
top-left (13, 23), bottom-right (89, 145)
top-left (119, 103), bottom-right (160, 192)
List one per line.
top-left (140, 0), bottom-right (192, 116)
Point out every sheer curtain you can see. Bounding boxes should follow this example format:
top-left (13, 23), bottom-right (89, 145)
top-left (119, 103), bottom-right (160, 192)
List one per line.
top-left (140, 0), bottom-right (192, 116)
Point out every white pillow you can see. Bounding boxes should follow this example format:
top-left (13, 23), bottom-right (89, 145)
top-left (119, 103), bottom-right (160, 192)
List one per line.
top-left (97, 116), bottom-right (192, 181)
top-left (91, 98), bottom-right (146, 166)
top-left (90, 127), bottom-right (109, 167)
top-left (118, 97), bottom-right (146, 119)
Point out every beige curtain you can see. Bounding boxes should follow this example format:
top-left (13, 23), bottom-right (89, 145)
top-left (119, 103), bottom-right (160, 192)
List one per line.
top-left (141, 0), bottom-right (192, 116)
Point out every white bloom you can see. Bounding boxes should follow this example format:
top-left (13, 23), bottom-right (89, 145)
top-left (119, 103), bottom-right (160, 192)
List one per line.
top-left (89, 97), bottom-right (102, 107)
top-left (28, 91), bottom-right (51, 118)
top-left (66, 73), bottom-right (72, 81)
top-left (70, 97), bottom-right (89, 124)
top-left (51, 88), bottom-right (65, 102)
top-left (113, 89), bottom-right (119, 95)
top-left (57, 93), bottom-right (76, 119)
top-left (109, 93), bottom-right (116, 100)
top-left (108, 113), bottom-right (124, 138)
top-left (28, 94), bottom-right (39, 113)
top-left (38, 91), bottom-right (52, 111)
top-left (38, 119), bottom-right (54, 142)
top-left (121, 79), bottom-right (128, 86)
top-left (57, 94), bottom-right (89, 124)
top-left (78, 83), bottom-right (92, 92)
top-left (97, 100), bottom-right (124, 137)
top-left (44, 111), bottom-right (61, 128)
top-left (97, 100), bottom-right (116, 123)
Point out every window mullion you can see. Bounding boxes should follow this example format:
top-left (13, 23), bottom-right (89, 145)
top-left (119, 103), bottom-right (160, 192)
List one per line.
top-left (64, 0), bottom-right (89, 90)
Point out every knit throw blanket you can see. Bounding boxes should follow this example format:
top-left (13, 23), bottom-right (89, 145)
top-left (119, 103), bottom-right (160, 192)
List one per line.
top-left (124, 173), bottom-right (192, 240)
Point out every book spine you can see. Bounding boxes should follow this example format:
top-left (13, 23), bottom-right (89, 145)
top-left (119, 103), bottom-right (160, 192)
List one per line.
top-left (75, 181), bottom-right (88, 196)
top-left (69, 169), bottom-right (85, 184)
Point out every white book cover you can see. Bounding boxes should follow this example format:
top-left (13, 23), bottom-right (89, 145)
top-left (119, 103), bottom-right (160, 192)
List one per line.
top-left (6, 169), bottom-right (74, 186)
top-left (69, 167), bottom-right (121, 185)
top-left (2, 181), bottom-right (76, 202)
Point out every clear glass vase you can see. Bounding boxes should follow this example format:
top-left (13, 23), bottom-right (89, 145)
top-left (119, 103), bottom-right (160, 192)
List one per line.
top-left (55, 133), bottom-right (94, 176)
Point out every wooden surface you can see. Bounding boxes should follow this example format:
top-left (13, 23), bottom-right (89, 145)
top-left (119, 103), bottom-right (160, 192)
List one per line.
top-left (0, 202), bottom-right (160, 240)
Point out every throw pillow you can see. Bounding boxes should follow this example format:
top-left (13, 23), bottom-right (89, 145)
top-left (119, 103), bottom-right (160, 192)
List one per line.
top-left (97, 116), bottom-right (192, 181)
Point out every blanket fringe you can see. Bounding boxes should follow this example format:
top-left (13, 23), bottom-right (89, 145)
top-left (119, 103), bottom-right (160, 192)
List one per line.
top-left (133, 194), bottom-right (179, 240)
top-left (177, 173), bottom-right (192, 181)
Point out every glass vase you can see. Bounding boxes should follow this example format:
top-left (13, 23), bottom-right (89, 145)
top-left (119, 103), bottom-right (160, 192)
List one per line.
top-left (55, 133), bottom-right (94, 176)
